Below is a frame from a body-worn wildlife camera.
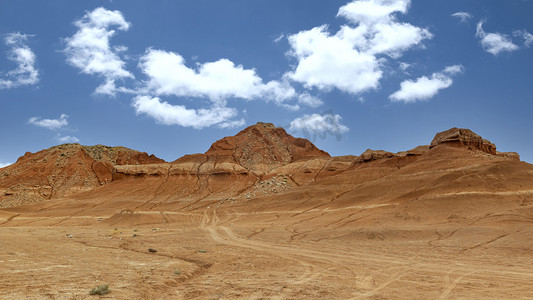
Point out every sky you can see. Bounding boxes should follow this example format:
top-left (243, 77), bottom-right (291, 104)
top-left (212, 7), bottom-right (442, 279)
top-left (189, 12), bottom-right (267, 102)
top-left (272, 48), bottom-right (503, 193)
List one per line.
top-left (1, 0), bottom-right (532, 167)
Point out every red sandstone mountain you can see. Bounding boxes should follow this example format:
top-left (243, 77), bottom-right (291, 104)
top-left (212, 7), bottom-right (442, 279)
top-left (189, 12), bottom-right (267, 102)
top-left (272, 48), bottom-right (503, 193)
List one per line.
top-left (0, 144), bottom-right (163, 208)
top-left (205, 122), bottom-right (330, 174)
top-left (0, 123), bottom-right (525, 209)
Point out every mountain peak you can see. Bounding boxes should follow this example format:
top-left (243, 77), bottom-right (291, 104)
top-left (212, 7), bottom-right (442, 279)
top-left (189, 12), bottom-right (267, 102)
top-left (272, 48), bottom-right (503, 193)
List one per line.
top-left (253, 122), bottom-right (276, 129)
top-left (205, 122), bottom-right (329, 175)
top-left (430, 127), bottom-right (496, 155)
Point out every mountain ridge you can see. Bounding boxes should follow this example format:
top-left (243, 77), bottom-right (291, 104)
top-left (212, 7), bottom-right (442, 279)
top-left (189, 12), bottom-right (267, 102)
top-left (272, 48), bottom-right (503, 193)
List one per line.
top-left (0, 123), bottom-right (524, 208)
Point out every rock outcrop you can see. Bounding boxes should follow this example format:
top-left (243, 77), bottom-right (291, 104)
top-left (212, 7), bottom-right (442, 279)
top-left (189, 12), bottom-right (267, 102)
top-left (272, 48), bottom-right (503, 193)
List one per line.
top-left (354, 149), bottom-right (397, 164)
top-left (352, 146), bottom-right (430, 165)
top-left (496, 151), bottom-right (520, 160)
top-left (203, 122), bottom-right (330, 176)
top-left (430, 128), bottom-right (496, 155)
top-left (397, 145), bottom-right (430, 157)
top-left (0, 144), bottom-right (164, 208)
top-left (81, 145), bottom-right (164, 165)
top-left (104, 123), bottom-right (333, 202)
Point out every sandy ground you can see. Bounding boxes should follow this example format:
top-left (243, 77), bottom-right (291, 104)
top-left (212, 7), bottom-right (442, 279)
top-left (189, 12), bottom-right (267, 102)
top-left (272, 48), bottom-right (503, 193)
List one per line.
top-left (1, 197), bottom-right (532, 300)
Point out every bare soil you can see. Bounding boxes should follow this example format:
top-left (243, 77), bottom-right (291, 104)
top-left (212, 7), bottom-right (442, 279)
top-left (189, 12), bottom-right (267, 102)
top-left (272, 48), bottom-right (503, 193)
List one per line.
top-left (2, 175), bottom-right (533, 299)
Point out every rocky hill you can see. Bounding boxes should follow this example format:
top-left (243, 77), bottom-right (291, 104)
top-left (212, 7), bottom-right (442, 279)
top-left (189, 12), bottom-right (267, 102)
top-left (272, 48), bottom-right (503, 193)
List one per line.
top-left (0, 144), bottom-right (163, 208)
top-left (205, 122), bottom-right (330, 175)
top-left (0, 124), bottom-right (523, 208)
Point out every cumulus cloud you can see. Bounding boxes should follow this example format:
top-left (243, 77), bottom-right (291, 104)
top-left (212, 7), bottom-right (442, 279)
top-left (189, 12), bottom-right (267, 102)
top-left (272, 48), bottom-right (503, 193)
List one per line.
top-left (286, 0), bottom-right (432, 95)
top-left (28, 114), bottom-right (69, 130)
top-left (0, 161), bottom-right (13, 168)
top-left (138, 49), bottom-right (315, 107)
top-left (289, 113), bottom-right (349, 142)
top-left (61, 7), bottom-right (332, 129)
top-left (140, 49), bottom-right (262, 101)
top-left (136, 49), bottom-right (321, 128)
top-left (287, 26), bottom-right (382, 94)
top-left (64, 7), bottom-right (133, 95)
top-left (476, 21), bottom-right (519, 55)
top-left (56, 135), bottom-right (80, 143)
top-left (451, 12), bottom-right (473, 23)
top-left (132, 95), bottom-right (244, 129)
top-left (337, 0), bottom-right (410, 26)
top-left (0, 33), bottom-right (39, 89)
top-left (389, 65), bottom-right (464, 103)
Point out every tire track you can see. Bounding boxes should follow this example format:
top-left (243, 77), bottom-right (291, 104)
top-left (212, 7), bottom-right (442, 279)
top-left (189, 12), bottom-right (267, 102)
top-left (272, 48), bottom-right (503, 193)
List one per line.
top-left (0, 213), bottom-right (20, 226)
top-left (438, 270), bottom-right (475, 299)
top-left (201, 208), bottom-right (322, 291)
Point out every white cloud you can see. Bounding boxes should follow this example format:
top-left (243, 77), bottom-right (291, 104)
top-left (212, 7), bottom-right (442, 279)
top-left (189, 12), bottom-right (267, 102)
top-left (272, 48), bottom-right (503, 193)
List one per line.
top-left (139, 49), bottom-right (313, 108)
top-left (289, 113), bottom-right (349, 141)
top-left (337, 0), bottom-right (410, 24)
top-left (132, 95), bottom-right (244, 129)
top-left (274, 34), bottom-right (285, 43)
top-left (514, 30), bottom-right (533, 47)
top-left (444, 65), bottom-right (464, 75)
top-left (0, 161), bottom-right (13, 168)
top-left (140, 49), bottom-right (263, 101)
top-left (451, 12), bottom-right (473, 23)
top-left (136, 48), bottom-right (321, 128)
top-left (297, 93), bottom-right (323, 108)
top-left (28, 114), bottom-right (69, 130)
top-left (389, 65), bottom-right (464, 103)
top-left (286, 0), bottom-right (432, 95)
top-left (217, 118), bottom-right (246, 129)
top-left (28, 115), bottom-right (80, 143)
top-left (57, 135), bottom-right (80, 143)
top-left (64, 7), bottom-right (133, 96)
top-left (476, 22), bottom-right (519, 55)
top-left (0, 33), bottom-right (39, 89)
top-left (287, 26), bottom-right (383, 94)
top-left (62, 8), bottom-right (330, 129)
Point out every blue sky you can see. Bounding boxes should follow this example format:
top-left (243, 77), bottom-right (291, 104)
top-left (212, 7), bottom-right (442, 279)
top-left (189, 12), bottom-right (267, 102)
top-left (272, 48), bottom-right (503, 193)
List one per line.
top-left (1, 0), bottom-right (532, 166)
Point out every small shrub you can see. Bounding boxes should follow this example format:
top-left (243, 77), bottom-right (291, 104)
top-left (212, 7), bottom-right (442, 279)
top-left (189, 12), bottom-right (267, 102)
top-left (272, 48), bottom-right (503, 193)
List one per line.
top-left (89, 284), bottom-right (110, 295)
top-left (174, 269), bottom-right (181, 275)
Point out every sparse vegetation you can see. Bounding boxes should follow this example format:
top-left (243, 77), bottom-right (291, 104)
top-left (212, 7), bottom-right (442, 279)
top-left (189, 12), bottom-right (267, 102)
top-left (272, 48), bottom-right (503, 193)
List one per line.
top-left (174, 269), bottom-right (181, 275)
top-left (89, 284), bottom-right (110, 295)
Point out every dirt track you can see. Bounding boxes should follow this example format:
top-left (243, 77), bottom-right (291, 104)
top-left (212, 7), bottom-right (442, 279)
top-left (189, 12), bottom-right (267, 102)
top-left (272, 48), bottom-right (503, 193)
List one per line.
top-left (1, 193), bottom-right (532, 299)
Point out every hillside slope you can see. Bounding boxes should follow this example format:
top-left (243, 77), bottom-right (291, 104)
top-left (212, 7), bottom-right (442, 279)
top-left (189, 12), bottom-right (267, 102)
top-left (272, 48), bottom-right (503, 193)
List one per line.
top-left (0, 144), bottom-right (163, 207)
